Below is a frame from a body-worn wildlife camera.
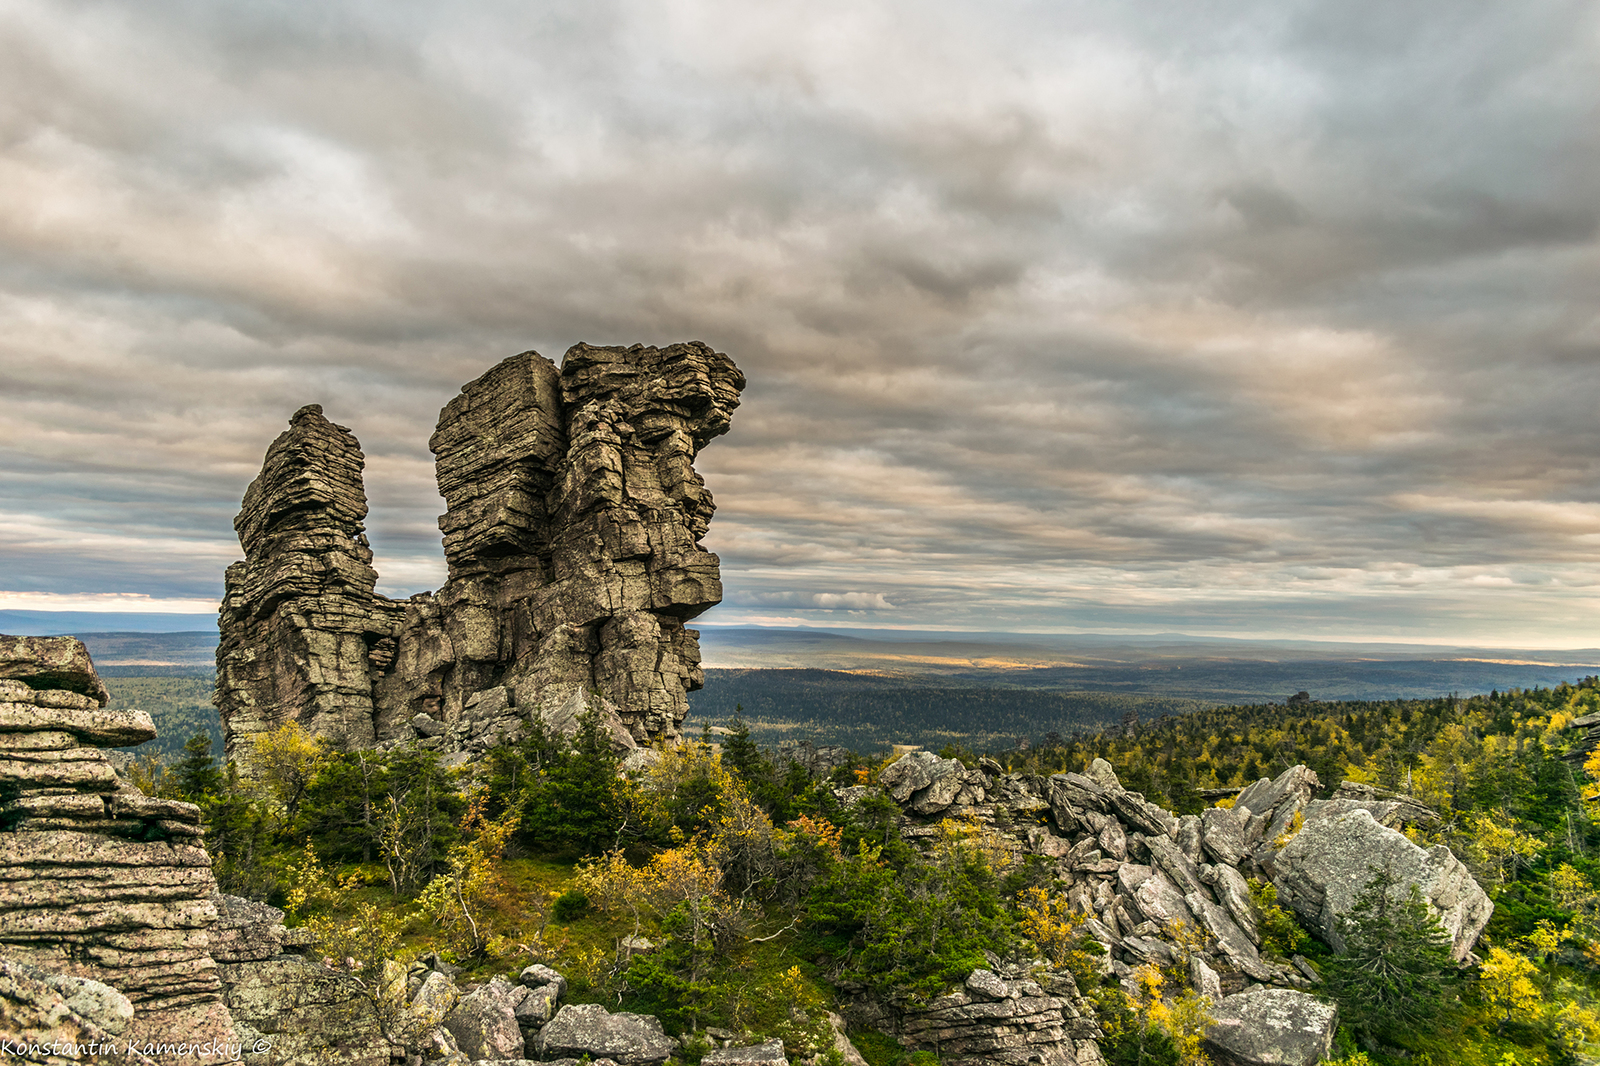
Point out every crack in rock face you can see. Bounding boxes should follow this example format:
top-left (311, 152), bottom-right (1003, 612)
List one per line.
top-left (217, 341), bottom-right (744, 763)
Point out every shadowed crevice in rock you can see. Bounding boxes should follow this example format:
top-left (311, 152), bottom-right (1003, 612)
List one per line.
top-left (217, 342), bottom-right (744, 762)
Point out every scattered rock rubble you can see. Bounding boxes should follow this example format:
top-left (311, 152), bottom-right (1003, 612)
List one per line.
top-left (218, 342), bottom-right (745, 767)
top-left (842, 964), bottom-right (1104, 1066)
top-left (0, 636), bottom-right (237, 1065)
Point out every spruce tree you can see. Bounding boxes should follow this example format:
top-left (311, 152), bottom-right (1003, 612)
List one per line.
top-left (1322, 864), bottom-right (1458, 1042)
top-left (173, 732), bottom-right (222, 802)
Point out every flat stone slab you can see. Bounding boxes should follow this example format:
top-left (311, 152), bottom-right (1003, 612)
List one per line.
top-left (536, 1003), bottom-right (675, 1065)
top-left (702, 1039), bottom-right (788, 1066)
top-left (1205, 988), bottom-right (1337, 1066)
top-left (0, 637), bottom-right (110, 706)
top-left (0, 698), bottom-right (156, 748)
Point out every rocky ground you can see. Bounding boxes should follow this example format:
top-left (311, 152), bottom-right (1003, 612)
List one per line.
top-left (2, 634), bottom-right (1494, 1066)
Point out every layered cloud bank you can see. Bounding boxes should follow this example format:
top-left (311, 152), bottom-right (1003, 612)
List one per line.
top-left (2, 0), bottom-right (1599, 644)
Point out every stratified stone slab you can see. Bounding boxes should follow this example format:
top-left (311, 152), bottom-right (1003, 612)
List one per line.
top-left (0, 636), bottom-right (110, 706)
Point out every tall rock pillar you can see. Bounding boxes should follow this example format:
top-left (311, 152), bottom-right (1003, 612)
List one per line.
top-left (218, 342), bottom-right (743, 756)
top-left (215, 405), bottom-right (402, 761)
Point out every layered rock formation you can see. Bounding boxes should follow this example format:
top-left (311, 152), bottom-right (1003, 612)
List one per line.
top-left (0, 636), bottom-right (237, 1065)
top-left (218, 342), bottom-right (744, 762)
top-left (216, 405), bottom-right (402, 755)
top-left (844, 964), bottom-right (1103, 1066)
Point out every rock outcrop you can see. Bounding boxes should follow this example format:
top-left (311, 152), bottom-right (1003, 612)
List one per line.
top-left (209, 895), bottom-right (387, 1066)
top-left (0, 955), bottom-right (136, 1064)
top-left (866, 753), bottom-right (1490, 1062)
top-left (216, 404), bottom-right (403, 758)
top-left (1271, 801), bottom-right (1492, 961)
top-left (218, 342), bottom-right (744, 763)
top-left (0, 636), bottom-right (238, 1065)
top-left (841, 959), bottom-right (1104, 1066)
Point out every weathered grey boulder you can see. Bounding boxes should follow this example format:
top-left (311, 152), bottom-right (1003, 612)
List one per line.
top-left (1201, 804), bottom-right (1250, 867)
top-left (1189, 956), bottom-right (1222, 1002)
top-left (536, 1003), bottom-right (676, 1064)
top-left (514, 984), bottom-right (560, 1028)
top-left (411, 969), bottom-right (461, 1026)
top-left (823, 1010), bottom-right (870, 1066)
top-left (1208, 863), bottom-right (1260, 944)
top-left (445, 976), bottom-right (527, 1061)
top-left (1272, 802), bottom-right (1491, 960)
top-left (1331, 781), bottom-right (1440, 828)
top-left (880, 751), bottom-right (961, 804)
top-left (219, 954), bottom-right (387, 1066)
top-left (1176, 815), bottom-right (1204, 863)
top-left (1235, 767), bottom-right (1320, 819)
top-left (1204, 988), bottom-right (1336, 1066)
top-left (210, 894), bottom-right (286, 963)
top-left (0, 635), bottom-right (110, 705)
top-left (965, 968), bottom-right (1010, 999)
top-left (537, 689), bottom-right (638, 753)
top-left (1186, 892), bottom-right (1278, 982)
top-left (518, 963), bottom-right (568, 996)
top-left (0, 956), bottom-right (132, 1052)
top-left (701, 1039), bottom-right (788, 1066)
top-left (0, 678), bottom-right (153, 748)
top-left (1083, 758), bottom-right (1122, 790)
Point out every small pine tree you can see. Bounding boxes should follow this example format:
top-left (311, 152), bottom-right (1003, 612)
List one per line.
top-left (1322, 864), bottom-right (1458, 1042)
top-left (721, 710), bottom-right (766, 782)
top-left (172, 732), bottom-right (222, 802)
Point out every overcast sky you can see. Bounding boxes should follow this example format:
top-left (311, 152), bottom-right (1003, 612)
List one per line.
top-left (3, 0), bottom-right (1599, 646)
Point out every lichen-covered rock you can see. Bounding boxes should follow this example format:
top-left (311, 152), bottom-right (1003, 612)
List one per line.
top-left (0, 635), bottom-right (110, 706)
top-left (208, 896), bottom-right (285, 964)
top-left (1330, 781), bottom-right (1440, 828)
top-left (0, 679), bottom-right (152, 748)
top-left (0, 955), bottom-right (135, 1048)
top-left (1272, 802), bottom-right (1492, 961)
top-left (701, 1039), bottom-right (788, 1066)
top-left (1204, 988), bottom-right (1337, 1066)
top-left (535, 1003), bottom-right (676, 1064)
top-left (843, 963), bottom-right (1102, 1066)
top-left (0, 639), bottom-right (238, 1065)
top-left (217, 954), bottom-right (387, 1066)
top-left (444, 976), bottom-right (526, 1061)
top-left (870, 756), bottom-right (1486, 1022)
top-left (1235, 767), bottom-right (1320, 820)
top-left (410, 969), bottom-right (461, 1029)
top-left (219, 342), bottom-right (744, 760)
top-left (518, 964), bottom-right (568, 996)
top-left (216, 404), bottom-right (403, 764)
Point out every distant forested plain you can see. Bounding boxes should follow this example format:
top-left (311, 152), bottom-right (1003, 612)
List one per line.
top-left (683, 667), bottom-right (1210, 750)
top-left (101, 667), bottom-right (220, 758)
top-left (100, 659), bottom-right (1600, 761)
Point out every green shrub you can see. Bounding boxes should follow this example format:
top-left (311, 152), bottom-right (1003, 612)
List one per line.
top-left (1248, 877), bottom-right (1307, 957)
top-left (553, 889), bottom-right (591, 922)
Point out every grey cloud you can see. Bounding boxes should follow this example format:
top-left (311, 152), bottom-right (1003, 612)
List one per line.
top-left (2, 0), bottom-right (1598, 644)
